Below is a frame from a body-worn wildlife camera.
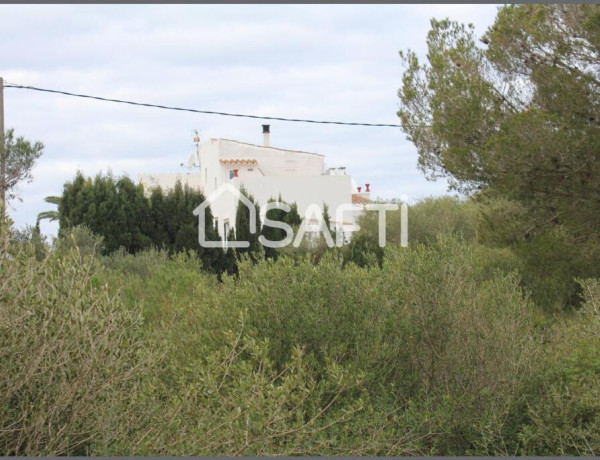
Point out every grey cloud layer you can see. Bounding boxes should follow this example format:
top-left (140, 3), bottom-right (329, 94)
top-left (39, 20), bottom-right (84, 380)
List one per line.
top-left (1, 4), bottom-right (498, 234)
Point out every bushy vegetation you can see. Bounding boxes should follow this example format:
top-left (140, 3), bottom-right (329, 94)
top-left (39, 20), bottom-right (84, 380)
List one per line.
top-left (2, 211), bottom-right (599, 455)
top-left (57, 172), bottom-right (232, 274)
top-left (7, 159), bottom-right (599, 456)
top-left (347, 195), bottom-right (600, 312)
top-left (398, 4), bottom-right (600, 310)
top-left (56, 172), bottom-right (309, 275)
top-left (0, 226), bottom-right (148, 455)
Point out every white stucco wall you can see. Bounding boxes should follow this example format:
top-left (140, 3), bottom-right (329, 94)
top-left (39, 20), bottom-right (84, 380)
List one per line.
top-left (139, 136), bottom-right (365, 240)
top-left (198, 138), bottom-right (222, 195)
top-left (217, 139), bottom-right (324, 177)
top-left (207, 174), bottom-right (363, 238)
top-left (240, 175), bottom-right (352, 221)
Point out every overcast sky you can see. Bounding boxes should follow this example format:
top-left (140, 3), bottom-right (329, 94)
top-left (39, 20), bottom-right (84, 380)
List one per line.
top-left (1, 4), bottom-right (500, 236)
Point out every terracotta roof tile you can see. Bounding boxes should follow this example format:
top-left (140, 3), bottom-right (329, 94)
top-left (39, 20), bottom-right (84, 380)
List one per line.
top-left (352, 193), bottom-right (370, 204)
top-left (219, 159), bottom-right (259, 166)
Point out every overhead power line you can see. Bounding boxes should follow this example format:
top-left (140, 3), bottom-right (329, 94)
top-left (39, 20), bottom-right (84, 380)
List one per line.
top-left (5, 83), bottom-right (402, 128)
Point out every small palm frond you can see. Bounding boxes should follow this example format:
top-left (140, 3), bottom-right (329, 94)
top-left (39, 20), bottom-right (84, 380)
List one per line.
top-left (37, 195), bottom-right (61, 224)
top-left (44, 196), bottom-right (61, 206)
top-left (37, 210), bottom-right (59, 223)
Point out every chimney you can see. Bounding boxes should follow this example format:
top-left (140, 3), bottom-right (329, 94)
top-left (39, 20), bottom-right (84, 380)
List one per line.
top-left (262, 124), bottom-right (270, 147)
top-left (365, 183), bottom-right (370, 192)
top-left (357, 186), bottom-right (362, 192)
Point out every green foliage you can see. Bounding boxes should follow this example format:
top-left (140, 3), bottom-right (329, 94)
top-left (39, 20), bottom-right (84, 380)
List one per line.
top-left (0, 233), bottom-right (149, 455)
top-left (343, 230), bottom-right (384, 268)
top-left (344, 196), bottom-right (479, 267)
top-left (55, 225), bottom-right (105, 263)
top-left (4, 189), bottom-right (600, 455)
top-left (514, 227), bottom-right (600, 311)
top-left (10, 224), bottom-right (49, 261)
top-left (58, 172), bottom-right (150, 253)
top-left (94, 234), bottom-right (542, 455)
top-left (57, 172), bottom-right (233, 274)
top-left (209, 237), bottom-right (534, 455)
top-left (476, 196), bottom-right (600, 310)
top-left (93, 250), bottom-right (380, 455)
top-left (233, 186), bottom-right (262, 262)
top-left (1, 128), bottom-right (44, 212)
top-left (126, 329), bottom-right (369, 456)
top-left (399, 5), bottom-right (600, 199)
top-left (398, 5), bottom-right (600, 310)
top-left (36, 195), bottom-right (61, 225)
top-left (408, 196), bottom-right (479, 244)
top-left (517, 279), bottom-right (600, 455)
top-left (260, 196), bottom-right (302, 260)
top-left (100, 246), bottom-right (171, 278)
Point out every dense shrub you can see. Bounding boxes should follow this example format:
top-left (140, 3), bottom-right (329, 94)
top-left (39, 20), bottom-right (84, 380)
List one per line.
top-left (58, 172), bottom-right (234, 274)
top-left (123, 330), bottom-right (371, 456)
top-left (347, 195), bottom-right (600, 312)
top-left (94, 253), bottom-right (383, 455)
top-left (517, 279), bottom-right (600, 455)
top-left (91, 235), bottom-right (544, 455)
top-left (378, 240), bottom-right (538, 454)
top-left (406, 196), bottom-right (479, 244)
top-left (0, 233), bottom-right (149, 455)
top-left (54, 225), bottom-right (105, 262)
top-left (221, 238), bottom-right (537, 454)
top-left (100, 246), bottom-right (171, 278)
top-left (514, 227), bottom-right (600, 311)
top-left (344, 196), bottom-right (478, 268)
top-left (477, 197), bottom-right (600, 311)
top-left (9, 224), bottom-right (49, 261)
top-left (4, 216), bottom-right (599, 455)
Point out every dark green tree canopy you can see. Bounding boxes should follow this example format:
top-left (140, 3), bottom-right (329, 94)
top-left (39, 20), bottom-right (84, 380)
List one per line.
top-left (398, 4), bottom-right (600, 238)
top-left (234, 186), bottom-right (262, 261)
top-left (260, 195), bottom-right (303, 260)
top-left (57, 172), bottom-right (232, 273)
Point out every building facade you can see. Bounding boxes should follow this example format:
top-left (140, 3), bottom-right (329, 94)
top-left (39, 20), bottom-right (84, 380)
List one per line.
top-left (139, 126), bottom-right (371, 241)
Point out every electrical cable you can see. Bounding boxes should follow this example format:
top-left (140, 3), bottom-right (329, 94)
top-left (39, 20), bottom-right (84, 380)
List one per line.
top-left (5, 83), bottom-right (403, 128)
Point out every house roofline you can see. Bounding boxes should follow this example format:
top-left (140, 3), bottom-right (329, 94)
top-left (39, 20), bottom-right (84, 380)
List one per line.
top-left (209, 138), bottom-right (325, 157)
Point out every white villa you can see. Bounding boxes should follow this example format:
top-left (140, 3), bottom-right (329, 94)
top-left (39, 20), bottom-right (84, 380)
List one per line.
top-left (139, 125), bottom-right (371, 240)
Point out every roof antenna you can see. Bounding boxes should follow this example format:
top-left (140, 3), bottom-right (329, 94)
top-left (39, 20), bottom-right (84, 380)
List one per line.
top-left (181, 129), bottom-right (201, 171)
top-left (193, 129), bottom-right (201, 170)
